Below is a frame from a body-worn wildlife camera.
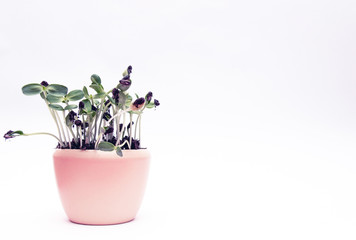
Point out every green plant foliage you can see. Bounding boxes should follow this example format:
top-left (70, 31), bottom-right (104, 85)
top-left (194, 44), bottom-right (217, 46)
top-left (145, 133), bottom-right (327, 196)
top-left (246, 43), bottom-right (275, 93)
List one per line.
top-left (12, 130), bottom-right (24, 135)
top-left (47, 84), bottom-right (68, 96)
top-left (82, 99), bottom-right (92, 113)
top-left (118, 91), bottom-right (126, 107)
top-left (65, 114), bottom-right (72, 127)
top-left (98, 141), bottom-right (115, 151)
top-left (64, 105), bottom-right (77, 111)
top-left (146, 102), bottom-right (155, 109)
top-left (22, 83), bottom-right (43, 96)
top-left (93, 92), bottom-right (106, 99)
top-left (91, 74), bottom-right (101, 85)
top-left (116, 147), bottom-right (123, 157)
top-left (46, 94), bottom-right (63, 103)
top-left (67, 90), bottom-right (84, 101)
top-left (107, 95), bottom-right (115, 105)
top-left (89, 83), bottom-right (104, 93)
top-left (83, 86), bottom-right (89, 98)
top-left (5, 65), bottom-right (160, 157)
top-left (49, 103), bottom-right (64, 111)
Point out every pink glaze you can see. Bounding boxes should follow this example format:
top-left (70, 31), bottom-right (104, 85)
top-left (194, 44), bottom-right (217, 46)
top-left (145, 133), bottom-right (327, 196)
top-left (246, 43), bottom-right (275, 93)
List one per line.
top-left (53, 149), bottom-right (150, 225)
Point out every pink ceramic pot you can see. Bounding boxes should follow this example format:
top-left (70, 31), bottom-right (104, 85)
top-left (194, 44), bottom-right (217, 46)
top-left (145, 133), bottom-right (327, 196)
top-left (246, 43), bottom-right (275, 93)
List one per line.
top-left (53, 149), bottom-right (150, 225)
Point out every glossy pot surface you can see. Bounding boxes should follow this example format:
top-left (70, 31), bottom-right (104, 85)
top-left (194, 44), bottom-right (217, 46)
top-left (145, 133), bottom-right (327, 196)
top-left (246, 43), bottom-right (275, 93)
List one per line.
top-left (53, 149), bottom-right (150, 225)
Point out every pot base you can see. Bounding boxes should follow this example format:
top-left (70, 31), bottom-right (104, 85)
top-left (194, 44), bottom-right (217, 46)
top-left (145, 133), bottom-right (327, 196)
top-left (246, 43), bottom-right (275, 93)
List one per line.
top-left (69, 218), bottom-right (135, 226)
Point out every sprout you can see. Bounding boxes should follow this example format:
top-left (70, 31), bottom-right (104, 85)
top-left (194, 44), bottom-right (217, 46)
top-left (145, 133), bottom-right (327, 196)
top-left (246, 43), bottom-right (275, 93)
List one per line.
top-left (5, 65), bottom-right (160, 156)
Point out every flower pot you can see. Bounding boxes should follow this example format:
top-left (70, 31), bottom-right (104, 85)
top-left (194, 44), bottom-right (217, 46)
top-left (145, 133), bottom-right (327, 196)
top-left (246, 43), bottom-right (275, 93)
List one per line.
top-left (53, 149), bottom-right (150, 225)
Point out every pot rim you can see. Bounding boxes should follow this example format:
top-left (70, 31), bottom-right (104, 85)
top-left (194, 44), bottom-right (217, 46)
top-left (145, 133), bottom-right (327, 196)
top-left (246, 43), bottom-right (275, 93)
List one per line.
top-left (53, 148), bottom-right (150, 159)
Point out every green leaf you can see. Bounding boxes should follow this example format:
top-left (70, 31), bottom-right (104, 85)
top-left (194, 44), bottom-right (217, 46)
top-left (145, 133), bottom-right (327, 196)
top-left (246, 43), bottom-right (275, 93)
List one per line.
top-left (67, 90), bottom-right (84, 101)
top-left (118, 91), bottom-right (126, 106)
top-left (126, 94), bottom-right (132, 102)
top-left (117, 80), bottom-right (131, 91)
top-left (65, 113), bottom-right (72, 127)
top-left (82, 99), bottom-right (92, 112)
top-left (89, 111), bottom-right (96, 118)
top-left (116, 147), bottom-right (123, 157)
top-left (83, 86), bottom-right (89, 98)
top-left (46, 94), bottom-right (63, 103)
top-left (13, 130), bottom-right (24, 135)
top-left (146, 102), bottom-right (155, 109)
top-left (64, 104), bottom-right (77, 110)
top-left (125, 94), bottom-right (133, 108)
top-left (47, 84), bottom-right (68, 96)
top-left (89, 83), bottom-right (104, 94)
top-left (91, 74), bottom-right (101, 85)
top-left (93, 92), bottom-right (106, 99)
top-left (49, 104), bottom-right (64, 111)
top-left (135, 93), bottom-right (139, 99)
top-left (122, 69), bottom-right (128, 77)
top-left (98, 141), bottom-right (115, 151)
top-left (22, 83), bottom-right (43, 96)
top-left (107, 95), bottom-right (116, 105)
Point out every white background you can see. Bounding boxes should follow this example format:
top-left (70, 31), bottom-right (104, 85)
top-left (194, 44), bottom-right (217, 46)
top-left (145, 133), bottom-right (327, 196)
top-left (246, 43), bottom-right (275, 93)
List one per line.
top-left (0, 0), bottom-right (356, 239)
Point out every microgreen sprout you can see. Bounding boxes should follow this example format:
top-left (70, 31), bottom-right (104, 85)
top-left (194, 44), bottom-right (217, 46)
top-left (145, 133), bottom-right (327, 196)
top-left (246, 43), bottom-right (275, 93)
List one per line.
top-left (4, 66), bottom-right (160, 156)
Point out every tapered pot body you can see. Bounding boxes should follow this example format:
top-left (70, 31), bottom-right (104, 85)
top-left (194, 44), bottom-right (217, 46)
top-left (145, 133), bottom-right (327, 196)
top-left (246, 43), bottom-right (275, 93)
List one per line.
top-left (53, 149), bottom-right (150, 225)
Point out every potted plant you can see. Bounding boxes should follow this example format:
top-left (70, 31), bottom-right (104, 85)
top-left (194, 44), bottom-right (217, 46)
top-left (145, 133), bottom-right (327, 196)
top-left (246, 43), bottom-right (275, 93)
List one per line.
top-left (3, 65), bottom-right (160, 225)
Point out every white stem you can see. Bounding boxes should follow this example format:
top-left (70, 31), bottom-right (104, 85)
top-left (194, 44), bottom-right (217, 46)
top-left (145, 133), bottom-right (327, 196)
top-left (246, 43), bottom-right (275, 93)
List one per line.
top-left (62, 111), bottom-right (71, 148)
top-left (129, 113), bottom-right (133, 149)
top-left (119, 140), bottom-right (130, 148)
top-left (23, 132), bottom-right (64, 147)
top-left (79, 126), bottom-right (83, 149)
top-left (108, 108), bottom-right (129, 123)
top-left (95, 132), bottom-right (103, 149)
top-left (139, 113), bottom-right (142, 141)
top-left (55, 111), bottom-right (68, 147)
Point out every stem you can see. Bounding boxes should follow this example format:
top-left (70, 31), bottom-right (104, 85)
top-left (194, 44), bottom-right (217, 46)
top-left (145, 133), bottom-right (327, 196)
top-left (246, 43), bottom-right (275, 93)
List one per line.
top-left (69, 127), bottom-right (76, 143)
top-left (82, 115), bottom-right (86, 144)
top-left (95, 132), bottom-right (103, 149)
top-left (134, 113), bottom-right (140, 139)
top-left (87, 119), bottom-right (92, 145)
top-left (129, 113), bottom-right (133, 149)
top-left (55, 111), bottom-right (68, 147)
top-left (23, 132), bottom-right (64, 147)
top-left (94, 98), bottom-right (106, 142)
top-left (133, 105), bottom-right (146, 141)
top-left (119, 140), bottom-right (130, 148)
top-left (43, 93), bottom-right (64, 145)
top-left (97, 104), bottom-right (109, 141)
top-left (64, 103), bottom-right (77, 143)
top-left (116, 106), bottom-right (126, 147)
top-left (115, 107), bottom-right (122, 146)
top-left (121, 106), bottom-right (126, 140)
top-left (62, 111), bottom-right (71, 149)
top-left (139, 113), bottom-right (142, 141)
top-left (79, 126), bottom-right (83, 149)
